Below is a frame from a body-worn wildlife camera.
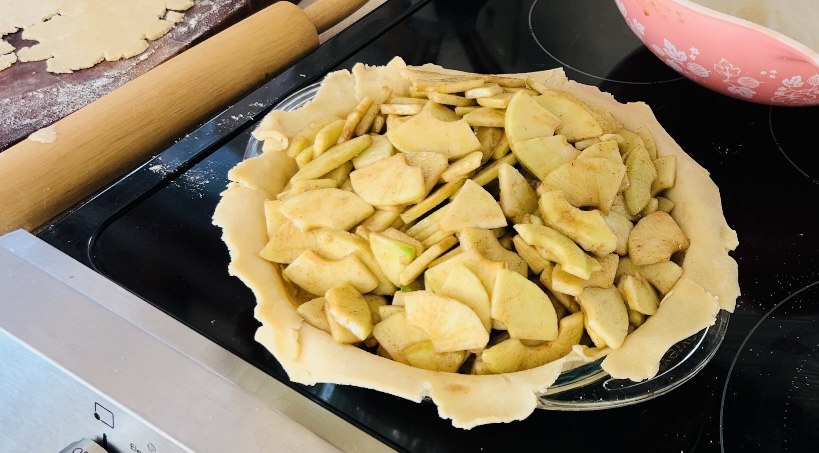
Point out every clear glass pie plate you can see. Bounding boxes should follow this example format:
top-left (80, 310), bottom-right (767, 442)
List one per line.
top-left (245, 81), bottom-right (731, 411)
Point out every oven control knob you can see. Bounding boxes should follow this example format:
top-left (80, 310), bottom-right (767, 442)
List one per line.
top-left (59, 438), bottom-right (108, 453)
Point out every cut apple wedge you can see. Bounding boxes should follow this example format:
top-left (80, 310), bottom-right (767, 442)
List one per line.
top-left (296, 297), bottom-right (331, 333)
top-left (369, 231), bottom-right (417, 287)
top-left (638, 260), bottom-right (683, 295)
top-left (490, 268), bottom-right (559, 342)
top-left (538, 190), bottom-right (617, 257)
top-left (458, 227), bottom-right (528, 277)
top-left (259, 220), bottom-right (318, 264)
top-left (498, 163), bottom-right (539, 224)
top-left (312, 228), bottom-right (396, 296)
top-left (350, 153), bottom-right (426, 206)
top-left (541, 157), bottom-right (626, 214)
top-left (423, 248), bottom-right (505, 295)
top-left (576, 286), bottom-right (629, 349)
top-left (325, 283), bottom-right (374, 341)
top-left (505, 90), bottom-right (561, 145)
top-left (372, 311), bottom-right (430, 365)
top-left (577, 139), bottom-right (621, 163)
top-left (481, 311), bottom-right (584, 373)
top-left (510, 135), bottom-right (579, 182)
top-left (617, 273), bottom-right (660, 315)
top-left (404, 290), bottom-right (490, 352)
top-left (628, 211), bottom-right (690, 266)
top-left (514, 223), bottom-right (592, 280)
top-left (438, 179), bottom-right (507, 233)
top-left (403, 340), bottom-right (467, 372)
top-left (533, 93), bottom-right (603, 142)
top-left (623, 145), bottom-right (657, 216)
top-left (403, 151), bottom-right (450, 194)
top-left (283, 249), bottom-right (379, 296)
top-left (437, 263), bottom-right (492, 332)
top-left (280, 188), bottom-right (373, 232)
top-left (386, 103), bottom-right (481, 159)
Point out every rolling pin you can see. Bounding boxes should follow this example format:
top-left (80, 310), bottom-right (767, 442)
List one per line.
top-left (0, 0), bottom-right (369, 234)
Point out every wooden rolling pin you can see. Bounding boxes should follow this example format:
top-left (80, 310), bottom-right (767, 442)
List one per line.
top-left (0, 0), bottom-right (369, 234)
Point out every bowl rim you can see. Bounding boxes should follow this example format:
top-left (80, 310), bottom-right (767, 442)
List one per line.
top-left (662, 0), bottom-right (819, 62)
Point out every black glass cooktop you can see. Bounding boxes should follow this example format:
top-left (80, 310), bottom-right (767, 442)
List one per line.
top-left (38, 0), bottom-right (819, 451)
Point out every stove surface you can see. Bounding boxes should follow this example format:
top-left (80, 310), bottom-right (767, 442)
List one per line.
top-left (38, 0), bottom-right (819, 451)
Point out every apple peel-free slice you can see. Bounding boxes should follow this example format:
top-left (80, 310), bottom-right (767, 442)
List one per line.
top-left (404, 290), bottom-right (490, 352)
top-left (438, 179), bottom-right (507, 233)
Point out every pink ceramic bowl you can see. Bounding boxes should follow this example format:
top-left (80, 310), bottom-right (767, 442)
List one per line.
top-left (615, 0), bottom-right (819, 105)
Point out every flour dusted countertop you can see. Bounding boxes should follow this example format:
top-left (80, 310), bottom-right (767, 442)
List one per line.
top-left (0, 0), bottom-right (276, 150)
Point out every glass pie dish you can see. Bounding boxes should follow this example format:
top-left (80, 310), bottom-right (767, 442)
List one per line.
top-left (243, 80), bottom-right (731, 411)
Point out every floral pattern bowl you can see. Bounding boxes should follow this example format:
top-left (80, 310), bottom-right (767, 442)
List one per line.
top-left (615, 0), bottom-right (819, 105)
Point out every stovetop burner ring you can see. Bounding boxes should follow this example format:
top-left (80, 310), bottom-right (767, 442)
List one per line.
top-left (719, 279), bottom-right (819, 452)
top-left (769, 106), bottom-right (819, 184)
top-left (527, 0), bottom-right (685, 85)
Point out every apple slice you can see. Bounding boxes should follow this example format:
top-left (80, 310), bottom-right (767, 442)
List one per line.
top-left (259, 220), bottom-right (318, 264)
top-left (423, 249), bottom-right (504, 295)
top-left (577, 139), bottom-right (621, 163)
top-left (481, 311), bottom-right (584, 373)
top-left (505, 90), bottom-right (561, 145)
top-left (458, 227), bottom-right (528, 277)
top-left (372, 311), bottom-right (430, 365)
top-left (538, 190), bottom-right (617, 257)
top-left (438, 179), bottom-right (507, 233)
top-left (283, 249), bottom-right (378, 296)
top-left (437, 264), bottom-right (492, 332)
top-left (325, 283), bottom-right (374, 341)
top-left (401, 68), bottom-right (486, 93)
top-left (623, 145), bottom-right (657, 215)
top-left (617, 273), bottom-right (660, 315)
top-left (541, 157), bottom-right (626, 213)
top-left (350, 153), bottom-right (426, 206)
top-left (290, 134), bottom-right (372, 181)
top-left (296, 297), bottom-right (331, 333)
top-left (601, 209), bottom-right (634, 256)
top-left (514, 223), bottom-right (592, 280)
top-left (479, 337), bottom-right (529, 374)
top-left (498, 163), bottom-right (539, 224)
top-left (369, 231), bottom-right (417, 287)
top-left (387, 104), bottom-right (481, 159)
top-left (351, 130), bottom-right (395, 169)
top-left (404, 290), bottom-right (489, 352)
top-left (403, 340), bottom-right (467, 372)
top-left (638, 260), bottom-right (683, 295)
top-left (280, 188), bottom-right (373, 231)
top-left (651, 155), bottom-right (677, 195)
top-left (490, 268), bottom-right (559, 342)
top-left (312, 228), bottom-right (396, 296)
top-left (628, 211), bottom-right (690, 265)
top-left (510, 135), bottom-right (579, 182)
top-left (576, 286), bottom-right (629, 349)
top-left (533, 93), bottom-right (603, 142)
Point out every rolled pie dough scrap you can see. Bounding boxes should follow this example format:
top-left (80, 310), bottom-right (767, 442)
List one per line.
top-left (7, 0), bottom-right (194, 74)
top-left (0, 40), bottom-right (15, 72)
top-left (0, 0), bottom-right (61, 35)
top-left (0, 53), bottom-right (16, 72)
top-left (28, 125), bottom-right (58, 143)
top-left (0, 40), bottom-right (13, 54)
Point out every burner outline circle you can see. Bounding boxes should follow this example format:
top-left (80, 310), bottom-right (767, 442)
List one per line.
top-left (527, 0), bottom-right (684, 85)
top-left (719, 279), bottom-right (819, 452)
